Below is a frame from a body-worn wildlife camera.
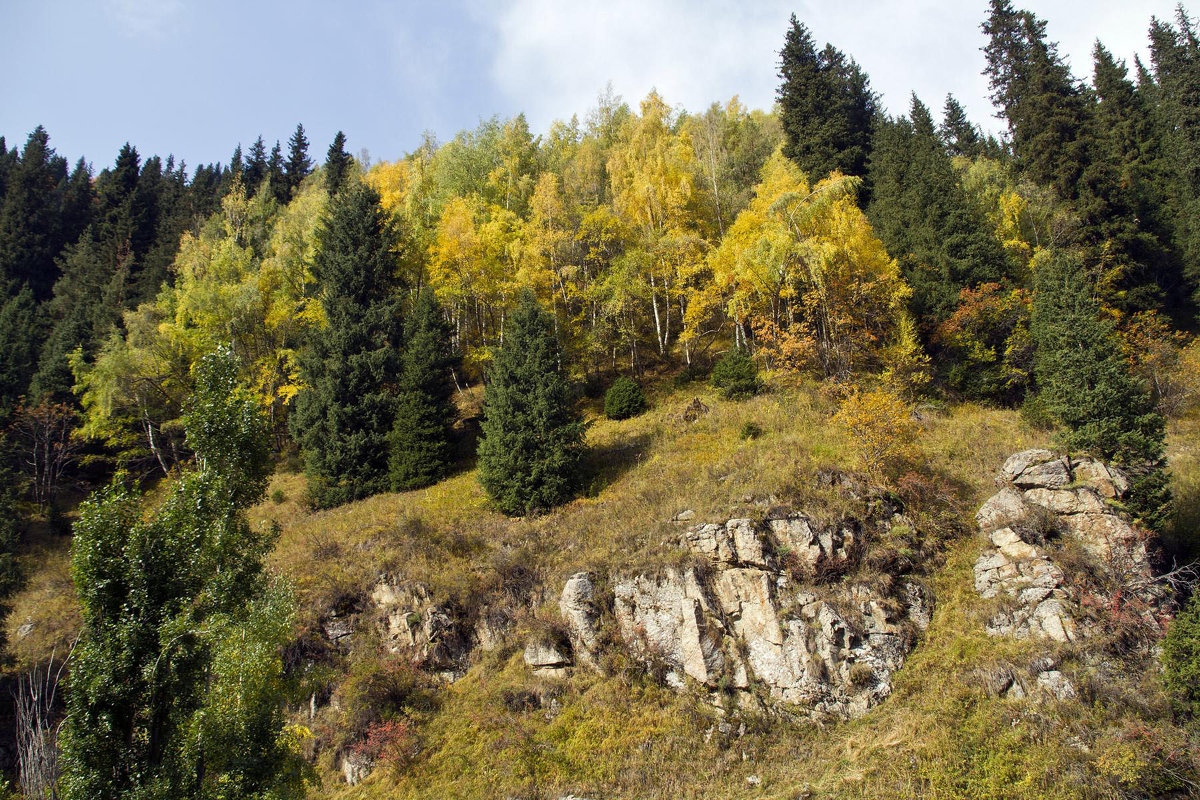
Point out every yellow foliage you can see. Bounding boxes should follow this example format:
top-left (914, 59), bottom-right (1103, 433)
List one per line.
top-left (833, 386), bottom-right (919, 481)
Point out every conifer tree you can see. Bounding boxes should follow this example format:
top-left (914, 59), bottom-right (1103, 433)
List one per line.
top-left (244, 135), bottom-right (268, 191)
top-left (940, 94), bottom-right (983, 158)
top-left (777, 16), bottom-right (877, 179)
top-left (290, 182), bottom-right (404, 508)
top-left (868, 95), bottom-right (1008, 324)
top-left (1031, 250), bottom-right (1171, 529)
top-left (324, 131), bottom-right (352, 194)
top-left (0, 126), bottom-right (68, 300)
top-left (477, 291), bottom-right (586, 515)
top-left (267, 139), bottom-right (287, 203)
top-left (388, 287), bottom-right (458, 490)
top-left (60, 348), bottom-right (308, 800)
top-left (285, 123), bottom-right (312, 198)
top-left (0, 286), bottom-right (39, 415)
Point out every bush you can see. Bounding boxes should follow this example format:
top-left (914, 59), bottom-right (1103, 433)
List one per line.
top-left (1163, 593), bottom-right (1200, 717)
top-left (710, 349), bottom-right (760, 399)
top-left (604, 376), bottom-right (647, 420)
top-left (673, 361), bottom-right (709, 387)
top-left (834, 386), bottom-right (919, 482)
top-left (271, 488), bottom-right (287, 504)
top-left (739, 421), bottom-right (764, 440)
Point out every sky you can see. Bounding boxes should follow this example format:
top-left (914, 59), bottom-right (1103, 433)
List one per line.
top-left (0, 0), bottom-right (1185, 173)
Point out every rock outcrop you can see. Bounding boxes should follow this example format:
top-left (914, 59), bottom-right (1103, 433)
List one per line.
top-left (559, 511), bottom-right (930, 720)
top-left (973, 449), bottom-right (1160, 644)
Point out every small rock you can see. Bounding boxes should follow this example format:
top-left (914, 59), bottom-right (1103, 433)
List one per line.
top-left (674, 509), bottom-right (696, 522)
top-left (524, 640), bottom-right (571, 676)
top-left (1036, 669), bottom-right (1077, 700)
top-left (16, 621), bottom-right (34, 640)
top-left (746, 774), bottom-right (761, 786)
top-left (342, 751), bottom-right (373, 786)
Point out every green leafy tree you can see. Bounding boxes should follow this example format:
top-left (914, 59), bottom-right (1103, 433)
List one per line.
top-left (1031, 250), bottom-right (1171, 529)
top-left (603, 375), bottom-right (646, 420)
top-left (290, 182), bottom-right (404, 508)
top-left (60, 347), bottom-right (310, 800)
top-left (477, 292), bottom-right (586, 515)
top-left (388, 287), bottom-right (458, 491)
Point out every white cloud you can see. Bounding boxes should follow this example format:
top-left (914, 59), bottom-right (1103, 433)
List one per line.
top-left (482, 0), bottom-right (1182, 136)
top-left (105, 0), bottom-right (184, 39)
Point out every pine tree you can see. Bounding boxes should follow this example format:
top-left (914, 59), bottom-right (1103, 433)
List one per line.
top-left (0, 286), bottom-right (39, 415)
top-left (477, 291), bottom-right (586, 515)
top-left (267, 140), bottom-right (287, 203)
top-left (940, 94), bottom-right (983, 158)
top-left (290, 182), bottom-right (405, 508)
top-left (324, 131), bottom-right (352, 194)
top-left (285, 123), bottom-right (312, 198)
top-left (244, 135), bottom-right (268, 191)
top-left (58, 157), bottom-right (94, 252)
top-left (60, 347), bottom-right (308, 800)
top-left (1031, 250), bottom-right (1171, 529)
top-left (0, 126), bottom-right (69, 300)
top-left (388, 287), bottom-right (458, 490)
top-left (777, 16), bottom-right (877, 180)
top-left (868, 95), bottom-right (1009, 324)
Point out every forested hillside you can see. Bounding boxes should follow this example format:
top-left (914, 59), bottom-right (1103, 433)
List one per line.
top-left (1, 2), bottom-right (1200, 798)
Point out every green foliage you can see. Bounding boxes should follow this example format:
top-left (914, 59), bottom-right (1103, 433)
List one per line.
top-left (603, 376), bottom-right (646, 420)
top-left (777, 15), bottom-right (877, 180)
top-left (0, 285), bottom-right (39, 414)
top-left (1163, 593), bottom-right (1200, 717)
top-left (389, 287), bottom-right (458, 491)
top-left (60, 347), bottom-right (309, 800)
top-left (290, 182), bottom-right (405, 508)
top-left (477, 292), bottom-right (586, 515)
top-left (739, 420), bottom-right (764, 440)
top-left (324, 131), bottom-right (352, 194)
top-left (867, 95), bottom-right (1010, 324)
top-left (710, 348), bottom-right (760, 399)
top-left (1031, 250), bottom-right (1171, 528)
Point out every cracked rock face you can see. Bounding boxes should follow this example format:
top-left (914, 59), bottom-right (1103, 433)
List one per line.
top-left (973, 449), bottom-right (1160, 645)
top-left (569, 512), bottom-right (930, 720)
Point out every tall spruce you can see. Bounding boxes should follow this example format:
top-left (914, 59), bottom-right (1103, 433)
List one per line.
top-left (60, 348), bottom-right (307, 800)
top-left (290, 181), bottom-right (405, 508)
top-left (477, 292), bottom-right (586, 515)
top-left (777, 16), bottom-right (877, 180)
top-left (0, 126), bottom-right (69, 300)
top-left (1031, 250), bottom-right (1171, 530)
top-left (867, 95), bottom-right (1009, 324)
top-left (324, 130), bottom-right (352, 194)
top-left (285, 123), bottom-right (313, 198)
top-left (267, 139), bottom-right (287, 203)
top-left (244, 135), bottom-right (268, 191)
top-left (388, 287), bottom-right (458, 490)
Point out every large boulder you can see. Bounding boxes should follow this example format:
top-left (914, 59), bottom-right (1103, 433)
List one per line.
top-left (559, 572), bottom-right (601, 666)
top-left (583, 512), bottom-right (928, 720)
top-left (974, 527), bottom-right (1077, 643)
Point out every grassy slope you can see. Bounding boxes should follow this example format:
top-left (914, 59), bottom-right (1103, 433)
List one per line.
top-left (6, 382), bottom-right (1198, 798)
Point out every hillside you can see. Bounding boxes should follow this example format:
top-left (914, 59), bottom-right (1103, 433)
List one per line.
top-left (11, 379), bottom-right (1195, 798)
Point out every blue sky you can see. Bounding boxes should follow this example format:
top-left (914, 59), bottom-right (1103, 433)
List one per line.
top-left (0, 0), bottom-right (1184, 173)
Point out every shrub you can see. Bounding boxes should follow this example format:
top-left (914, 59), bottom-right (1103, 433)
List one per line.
top-left (271, 488), bottom-right (287, 504)
top-left (604, 376), bottom-right (647, 420)
top-left (834, 386), bottom-right (919, 481)
top-left (739, 421), bottom-right (764, 440)
top-left (710, 349), bottom-right (760, 399)
top-left (673, 361), bottom-right (709, 387)
top-left (1163, 593), bottom-right (1200, 717)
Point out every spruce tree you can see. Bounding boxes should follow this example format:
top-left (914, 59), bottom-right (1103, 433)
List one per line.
top-left (60, 348), bottom-right (307, 800)
top-left (0, 286), bottom-right (39, 415)
top-left (1031, 250), bottom-right (1171, 529)
top-left (940, 94), bottom-right (983, 158)
top-left (244, 135), bottom-right (268, 191)
top-left (777, 16), bottom-right (877, 179)
top-left (267, 139), bottom-right (287, 203)
top-left (477, 292), bottom-right (586, 515)
top-left (285, 123), bottom-right (313, 198)
top-left (388, 287), bottom-right (458, 490)
top-left (0, 126), bottom-right (68, 300)
top-left (290, 182), bottom-right (405, 508)
top-left (324, 131), bottom-right (352, 194)
top-left (868, 95), bottom-right (1009, 324)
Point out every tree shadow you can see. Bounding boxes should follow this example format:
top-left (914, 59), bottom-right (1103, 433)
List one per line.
top-left (580, 431), bottom-right (654, 498)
